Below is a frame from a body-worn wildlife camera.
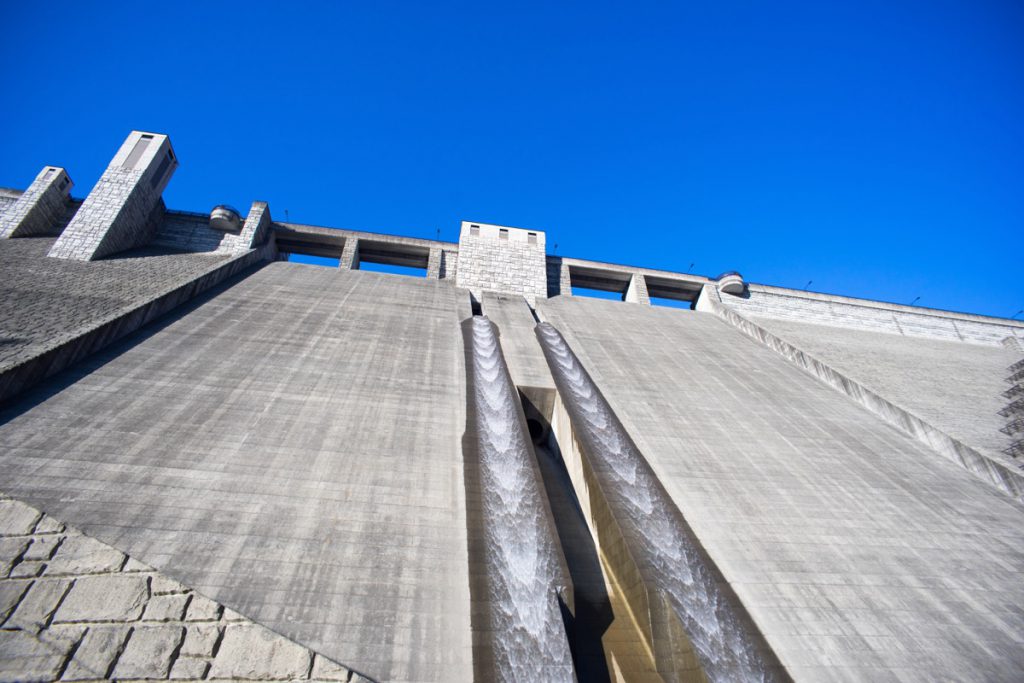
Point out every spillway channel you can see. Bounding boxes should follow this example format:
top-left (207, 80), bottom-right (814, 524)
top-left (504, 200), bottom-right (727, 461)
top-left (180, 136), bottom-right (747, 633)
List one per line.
top-left (536, 322), bottom-right (787, 683)
top-left (462, 316), bottom-right (576, 681)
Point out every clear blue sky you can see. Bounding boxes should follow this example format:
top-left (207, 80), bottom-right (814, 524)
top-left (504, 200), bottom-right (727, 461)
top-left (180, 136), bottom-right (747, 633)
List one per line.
top-left (2, 1), bottom-right (1021, 317)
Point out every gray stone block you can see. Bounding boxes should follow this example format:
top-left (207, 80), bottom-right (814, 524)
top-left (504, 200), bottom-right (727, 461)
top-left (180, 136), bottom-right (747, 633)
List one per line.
top-left (0, 537), bottom-right (30, 565)
top-left (0, 629), bottom-right (71, 682)
top-left (45, 535), bottom-right (125, 576)
top-left (0, 579), bottom-right (31, 622)
top-left (9, 560), bottom-right (45, 578)
top-left (209, 623), bottom-right (312, 680)
top-left (180, 623), bottom-right (220, 657)
top-left (151, 573), bottom-right (188, 595)
top-left (6, 578), bottom-right (71, 634)
top-left (142, 592), bottom-right (190, 621)
top-left (311, 653), bottom-right (353, 680)
top-left (168, 656), bottom-right (209, 679)
top-left (54, 574), bottom-right (148, 623)
top-left (34, 516), bottom-right (65, 535)
top-left (0, 499), bottom-right (41, 536)
top-left (184, 593), bottom-right (221, 622)
top-left (112, 625), bottom-right (184, 679)
top-left (61, 625), bottom-right (129, 680)
top-left (23, 536), bottom-right (61, 562)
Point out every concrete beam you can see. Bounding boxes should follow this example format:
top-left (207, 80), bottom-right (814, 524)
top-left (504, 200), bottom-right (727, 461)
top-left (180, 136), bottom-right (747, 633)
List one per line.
top-left (48, 131), bottom-right (178, 260)
top-left (0, 167), bottom-right (73, 238)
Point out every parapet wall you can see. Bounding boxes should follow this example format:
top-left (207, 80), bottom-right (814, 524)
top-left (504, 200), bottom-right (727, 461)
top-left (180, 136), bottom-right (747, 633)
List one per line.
top-left (723, 283), bottom-right (1024, 347)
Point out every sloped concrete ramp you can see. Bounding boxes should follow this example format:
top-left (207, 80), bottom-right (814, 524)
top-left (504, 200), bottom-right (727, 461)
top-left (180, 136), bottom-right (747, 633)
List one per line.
top-left (0, 263), bottom-right (473, 682)
top-left (539, 296), bottom-right (1024, 682)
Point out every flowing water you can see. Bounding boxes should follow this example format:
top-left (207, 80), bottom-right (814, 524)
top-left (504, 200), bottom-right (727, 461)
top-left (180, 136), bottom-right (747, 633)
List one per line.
top-left (536, 322), bottom-right (781, 683)
top-left (466, 317), bottom-right (575, 682)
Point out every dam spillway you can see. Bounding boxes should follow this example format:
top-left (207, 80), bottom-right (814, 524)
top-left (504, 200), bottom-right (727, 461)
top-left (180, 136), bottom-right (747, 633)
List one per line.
top-left (2, 130), bottom-right (1024, 681)
top-left (462, 316), bottom-right (576, 681)
top-left (536, 322), bottom-right (785, 683)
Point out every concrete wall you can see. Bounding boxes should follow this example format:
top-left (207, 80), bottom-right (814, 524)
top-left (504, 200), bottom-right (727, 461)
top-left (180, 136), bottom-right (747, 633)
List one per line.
top-left (0, 236), bottom-right (265, 403)
top-left (722, 284), bottom-right (1024, 347)
top-left (538, 296), bottom-right (1024, 681)
top-left (0, 264), bottom-right (474, 682)
top-left (747, 315), bottom-right (1019, 466)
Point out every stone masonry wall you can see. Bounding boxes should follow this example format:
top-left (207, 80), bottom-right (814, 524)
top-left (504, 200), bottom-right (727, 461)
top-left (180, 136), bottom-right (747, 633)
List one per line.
top-left (0, 192), bottom-right (19, 216)
top-left (0, 167), bottom-right (73, 239)
top-left (456, 230), bottom-right (547, 304)
top-left (153, 203), bottom-right (273, 256)
top-left (48, 133), bottom-right (177, 261)
top-left (0, 494), bottom-right (371, 682)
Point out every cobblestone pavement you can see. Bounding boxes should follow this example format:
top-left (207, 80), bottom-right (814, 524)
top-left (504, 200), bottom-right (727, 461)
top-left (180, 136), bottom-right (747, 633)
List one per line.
top-left (0, 494), bottom-right (370, 682)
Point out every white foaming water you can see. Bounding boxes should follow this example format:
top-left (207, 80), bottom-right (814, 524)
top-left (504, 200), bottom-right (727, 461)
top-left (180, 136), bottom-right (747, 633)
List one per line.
top-left (468, 317), bottom-right (575, 682)
top-left (537, 323), bottom-right (780, 683)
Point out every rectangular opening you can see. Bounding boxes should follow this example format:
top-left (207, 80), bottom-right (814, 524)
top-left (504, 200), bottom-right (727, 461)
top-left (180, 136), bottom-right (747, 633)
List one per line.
top-left (499, 228), bottom-right (509, 240)
top-left (650, 296), bottom-right (694, 310)
top-left (359, 261), bottom-right (427, 278)
top-left (528, 232), bottom-right (537, 245)
top-left (287, 253), bottom-right (341, 267)
top-left (123, 135), bottom-right (153, 170)
top-left (470, 224), bottom-right (480, 236)
top-left (645, 275), bottom-right (703, 304)
top-left (571, 286), bottom-right (625, 301)
top-left (42, 168), bottom-right (56, 180)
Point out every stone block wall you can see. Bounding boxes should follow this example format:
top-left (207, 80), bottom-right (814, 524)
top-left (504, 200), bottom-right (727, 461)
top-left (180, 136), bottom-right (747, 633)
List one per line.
top-left (0, 190), bottom-right (20, 216)
top-left (0, 167), bottom-right (73, 239)
top-left (0, 494), bottom-right (370, 682)
top-left (154, 202), bottom-right (273, 256)
top-left (624, 273), bottom-right (650, 304)
top-left (456, 221), bottom-right (547, 304)
top-left (48, 132), bottom-right (178, 261)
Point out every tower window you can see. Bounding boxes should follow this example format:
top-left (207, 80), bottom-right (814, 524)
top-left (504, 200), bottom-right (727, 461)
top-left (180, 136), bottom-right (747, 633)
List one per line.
top-left (470, 224), bottom-right (480, 236)
top-left (499, 229), bottom-right (509, 240)
top-left (528, 232), bottom-right (537, 244)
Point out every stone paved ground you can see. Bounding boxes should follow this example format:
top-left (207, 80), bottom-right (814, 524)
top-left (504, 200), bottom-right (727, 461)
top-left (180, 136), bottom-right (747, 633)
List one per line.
top-left (0, 237), bottom-right (230, 373)
top-left (0, 494), bottom-right (370, 682)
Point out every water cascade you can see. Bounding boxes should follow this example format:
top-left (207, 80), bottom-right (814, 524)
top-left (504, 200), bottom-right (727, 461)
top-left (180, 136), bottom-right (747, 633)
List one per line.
top-left (536, 322), bottom-right (786, 683)
top-left (463, 317), bottom-right (576, 682)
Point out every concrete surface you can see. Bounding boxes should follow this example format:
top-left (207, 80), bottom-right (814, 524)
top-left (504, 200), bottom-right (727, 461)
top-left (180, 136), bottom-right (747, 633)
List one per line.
top-left (0, 263), bottom-right (474, 682)
top-left (480, 292), bottom-right (553, 391)
top-left (538, 295), bottom-right (1024, 682)
top-left (749, 315), bottom-right (1019, 466)
top-left (0, 494), bottom-right (368, 682)
top-left (0, 236), bottom-right (267, 404)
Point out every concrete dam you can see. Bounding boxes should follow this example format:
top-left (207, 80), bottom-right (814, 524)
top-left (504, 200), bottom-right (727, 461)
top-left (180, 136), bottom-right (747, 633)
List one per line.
top-left (0, 131), bottom-right (1023, 682)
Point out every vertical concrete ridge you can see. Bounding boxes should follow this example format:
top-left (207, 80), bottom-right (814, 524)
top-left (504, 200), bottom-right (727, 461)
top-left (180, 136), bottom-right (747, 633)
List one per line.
top-left (0, 244), bottom-right (273, 405)
top-left (0, 492), bottom-right (376, 682)
top-left (697, 284), bottom-right (1024, 500)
